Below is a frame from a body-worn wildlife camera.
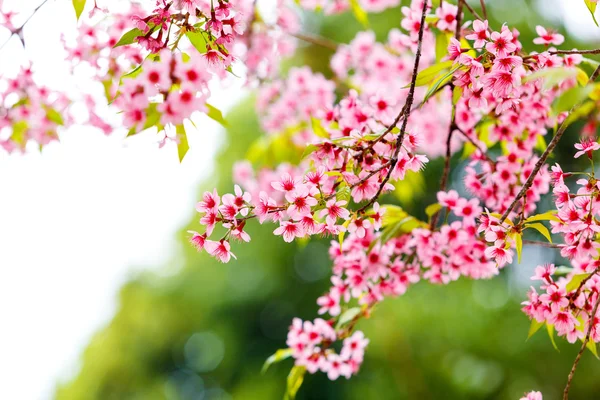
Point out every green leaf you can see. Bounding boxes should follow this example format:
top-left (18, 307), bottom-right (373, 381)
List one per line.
top-left (524, 211), bottom-right (561, 223)
top-left (425, 203), bottom-right (443, 218)
top-left (555, 265), bottom-right (574, 275)
top-left (566, 273), bottom-right (591, 292)
top-left (524, 67), bottom-right (579, 90)
top-left (185, 29), bottom-right (208, 53)
top-left (206, 103), bottom-right (228, 127)
top-left (311, 117), bottom-right (329, 139)
top-left (585, 0), bottom-right (599, 27)
top-left (547, 324), bottom-right (559, 351)
top-left (576, 67), bottom-right (589, 86)
top-left (301, 144), bottom-right (319, 159)
top-left (11, 121), bottom-right (28, 145)
top-left (338, 218), bottom-right (352, 249)
top-left (141, 103), bottom-right (161, 132)
top-left (525, 222), bottom-right (552, 243)
top-left (349, 0), bottom-right (369, 28)
top-left (262, 348), bottom-right (293, 374)
top-left (45, 107), bottom-right (64, 125)
top-left (413, 61), bottom-right (453, 87)
top-left (422, 64), bottom-right (460, 104)
top-left (527, 319), bottom-right (545, 340)
top-left (122, 64), bottom-right (143, 80)
top-left (335, 307), bottom-right (362, 330)
top-left (452, 85), bottom-right (463, 105)
top-left (176, 124), bottom-right (189, 162)
top-left (553, 85), bottom-right (594, 114)
top-left (114, 28), bottom-right (144, 48)
top-left (336, 185), bottom-right (351, 203)
top-left (435, 33), bottom-right (450, 63)
top-left (535, 134), bottom-right (547, 152)
top-left (285, 366), bottom-right (306, 400)
top-left (381, 205), bottom-right (409, 226)
top-left (72, 0), bottom-right (86, 20)
top-left (515, 233), bottom-right (523, 263)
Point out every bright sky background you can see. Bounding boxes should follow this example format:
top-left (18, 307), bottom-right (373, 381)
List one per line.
top-left (0, 0), bottom-right (598, 399)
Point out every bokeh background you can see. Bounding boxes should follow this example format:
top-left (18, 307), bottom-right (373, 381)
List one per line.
top-left (2, 0), bottom-right (600, 399)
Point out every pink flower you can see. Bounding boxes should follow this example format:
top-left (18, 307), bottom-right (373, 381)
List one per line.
top-left (549, 310), bottom-right (579, 335)
top-left (271, 173), bottom-right (302, 193)
top-left (317, 290), bottom-right (341, 316)
top-left (286, 186), bottom-right (318, 220)
top-left (574, 138), bottom-right (600, 159)
top-left (437, 190), bottom-right (460, 209)
top-left (321, 353), bottom-right (352, 380)
top-left (204, 240), bottom-right (236, 263)
top-left (531, 263), bottom-right (555, 285)
top-left (486, 28), bottom-right (517, 58)
top-left (520, 391), bottom-right (543, 400)
top-left (533, 26), bottom-right (564, 46)
top-left (320, 199), bottom-right (351, 225)
top-left (188, 230), bottom-right (206, 251)
top-left (484, 244), bottom-right (513, 266)
top-left (465, 20), bottom-right (489, 48)
top-left (196, 189), bottom-right (220, 213)
top-left (436, 2), bottom-right (458, 32)
top-left (447, 38), bottom-right (463, 61)
top-left (274, 221), bottom-right (305, 242)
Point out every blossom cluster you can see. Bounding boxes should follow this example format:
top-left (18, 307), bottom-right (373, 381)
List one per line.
top-left (0, 67), bottom-right (71, 153)
top-left (286, 318), bottom-right (368, 380)
top-left (522, 263), bottom-right (600, 343)
top-left (330, 29), bottom-right (455, 158)
top-left (316, 191), bottom-right (495, 319)
top-left (550, 140), bottom-right (600, 264)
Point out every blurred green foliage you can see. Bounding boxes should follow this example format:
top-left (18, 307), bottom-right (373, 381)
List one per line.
top-left (56, 1), bottom-right (600, 399)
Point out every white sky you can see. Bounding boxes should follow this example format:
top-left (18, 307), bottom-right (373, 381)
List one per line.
top-left (0, 0), bottom-right (598, 399)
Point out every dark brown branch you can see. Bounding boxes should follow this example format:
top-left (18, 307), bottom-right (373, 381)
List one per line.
top-left (571, 268), bottom-right (600, 306)
top-left (461, 1), bottom-right (483, 23)
top-left (357, 0), bottom-right (429, 214)
top-left (454, 0), bottom-right (464, 39)
top-left (563, 294), bottom-right (600, 400)
top-left (479, 0), bottom-right (488, 20)
top-left (454, 126), bottom-right (495, 164)
top-left (430, 2), bottom-right (463, 229)
top-left (0, 0), bottom-right (50, 52)
top-left (500, 65), bottom-right (600, 223)
top-left (288, 31), bottom-right (339, 51)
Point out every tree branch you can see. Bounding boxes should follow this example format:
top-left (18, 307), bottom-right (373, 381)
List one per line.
top-left (357, 0), bottom-right (429, 213)
top-left (479, 0), bottom-right (488, 20)
top-left (0, 0), bottom-right (50, 52)
top-left (563, 294), bottom-right (600, 400)
top-left (462, 0), bottom-right (483, 22)
top-left (499, 65), bottom-right (600, 223)
top-left (288, 31), bottom-right (339, 51)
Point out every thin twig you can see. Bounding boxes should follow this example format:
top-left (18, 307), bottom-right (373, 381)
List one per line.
top-left (430, 1), bottom-right (463, 228)
top-left (0, 0), bottom-right (50, 52)
top-left (357, 0), bottom-right (429, 214)
top-left (563, 294), bottom-right (600, 400)
top-left (479, 0), bottom-right (488, 20)
top-left (571, 268), bottom-right (600, 306)
top-left (454, 0), bottom-right (464, 39)
top-left (522, 239), bottom-right (562, 248)
top-left (462, 1), bottom-right (483, 22)
top-left (288, 31), bottom-right (339, 51)
top-left (454, 126), bottom-right (495, 164)
top-left (500, 65), bottom-right (600, 223)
